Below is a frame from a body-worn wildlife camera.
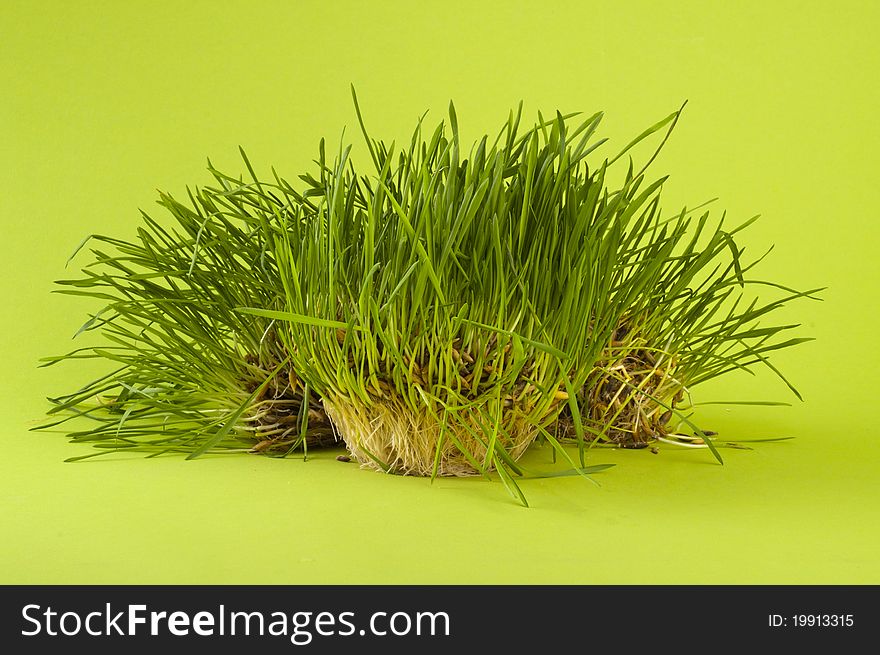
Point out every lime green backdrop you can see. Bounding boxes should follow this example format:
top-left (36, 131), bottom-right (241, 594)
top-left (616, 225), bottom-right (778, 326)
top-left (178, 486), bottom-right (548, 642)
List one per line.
top-left (2, 0), bottom-right (877, 584)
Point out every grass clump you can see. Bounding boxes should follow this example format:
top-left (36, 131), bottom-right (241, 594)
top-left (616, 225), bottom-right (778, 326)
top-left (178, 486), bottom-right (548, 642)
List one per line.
top-left (40, 167), bottom-right (336, 459)
top-left (565, 211), bottom-right (822, 456)
top-left (39, 89), bottom-right (819, 503)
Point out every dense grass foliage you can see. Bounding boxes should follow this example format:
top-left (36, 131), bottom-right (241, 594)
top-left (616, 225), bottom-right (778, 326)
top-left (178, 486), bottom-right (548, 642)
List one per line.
top-left (40, 90), bottom-right (819, 504)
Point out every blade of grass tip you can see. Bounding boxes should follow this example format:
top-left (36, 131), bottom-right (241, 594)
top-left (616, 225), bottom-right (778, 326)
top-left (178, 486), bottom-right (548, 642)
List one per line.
top-left (65, 451), bottom-right (122, 463)
top-left (495, 460), bottom-right (529, 507)
top-left (448, 99), bottom-right (459, 147)
top-left (664, 403), bottom-right (725, 463)
top-left (741, 339), bottom-right (805, 401)
top-left (350, 84), bottom-right (380, 170)
top-left (534, 424), bottom-right (611, 484)
top-left (727, 213), bottom-right (761, 237)
top-left (482, 388), bottom-right (502, 470)
top-left (610, 100), bottom-right (686, 176)
top-left (238, 146), bottom-right (264, 195)
top-left (115, 407), bottom-right (133, 443)
top-left (66, 235), bottom-right (94, 268)
top-left (186, 357), bottom-right (290, 459)
top-left (355, 443), bottom-right (393, 473)
top-left (72, 308), bottom-right (112, 338)
top-left (38, 346), bottom-right (122, 368)
top-left (721, 230), bottom-right (745, 286)
top-left (634, 99), bottom-right (687, 179)
top-left (523, 464), bottom-right (615, 479)
top-left (681, 421), bottom-right (723, 464)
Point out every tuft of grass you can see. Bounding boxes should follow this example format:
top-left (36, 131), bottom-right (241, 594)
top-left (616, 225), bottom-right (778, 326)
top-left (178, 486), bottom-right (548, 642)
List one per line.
top-left (38, 90), bottom-right (819, 504)
top-left (39, 166), bottom-right (336, 461)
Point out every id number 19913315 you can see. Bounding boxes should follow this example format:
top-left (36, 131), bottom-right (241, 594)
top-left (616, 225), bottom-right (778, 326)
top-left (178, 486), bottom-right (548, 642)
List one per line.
top-left (769, 614), bottom-right (854, 628)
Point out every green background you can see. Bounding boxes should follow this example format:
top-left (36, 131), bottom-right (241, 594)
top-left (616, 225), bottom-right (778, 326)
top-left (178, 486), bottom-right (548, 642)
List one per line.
top-left (2, 0), bottom-right (878, 584)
